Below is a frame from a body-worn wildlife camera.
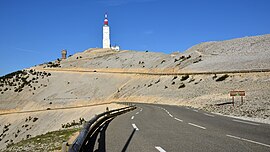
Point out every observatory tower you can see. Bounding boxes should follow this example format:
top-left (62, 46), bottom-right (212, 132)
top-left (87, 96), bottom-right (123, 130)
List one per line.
top-left (103, 13), bottom-right (110, 48)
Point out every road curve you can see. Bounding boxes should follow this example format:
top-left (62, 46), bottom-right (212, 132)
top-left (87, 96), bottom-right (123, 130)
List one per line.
top-left (90, 103), bottom-right (270, 152)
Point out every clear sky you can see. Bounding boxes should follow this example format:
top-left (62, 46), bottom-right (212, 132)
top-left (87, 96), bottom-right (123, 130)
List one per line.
top-left (0, 0), bottom-right (270, 76)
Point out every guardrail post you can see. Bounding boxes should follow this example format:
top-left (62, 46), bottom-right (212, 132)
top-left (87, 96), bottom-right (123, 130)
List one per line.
top-left (62, 141), bottom-right (68, 152)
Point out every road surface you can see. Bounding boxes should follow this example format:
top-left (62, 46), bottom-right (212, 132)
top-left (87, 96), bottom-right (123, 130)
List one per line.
top-left (91, 103), bottom-right (270, 152)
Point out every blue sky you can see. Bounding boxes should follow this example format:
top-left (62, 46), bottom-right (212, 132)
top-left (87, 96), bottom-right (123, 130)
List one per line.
top-left (0, 0), bottom-right (270, 76)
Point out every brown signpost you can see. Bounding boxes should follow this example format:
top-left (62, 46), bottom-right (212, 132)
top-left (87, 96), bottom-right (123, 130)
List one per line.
top-left (230, 91), bottom-right (245, 106)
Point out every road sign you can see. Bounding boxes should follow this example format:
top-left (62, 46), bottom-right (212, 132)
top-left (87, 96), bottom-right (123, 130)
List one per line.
top-left (230, 91), bottom-right (245, 106)
top-left (230, 91), bottom-right (245, 96)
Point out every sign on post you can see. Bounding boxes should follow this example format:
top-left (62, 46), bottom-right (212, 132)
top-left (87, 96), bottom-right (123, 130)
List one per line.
top-left (230, 91), bottom-right (245, 106)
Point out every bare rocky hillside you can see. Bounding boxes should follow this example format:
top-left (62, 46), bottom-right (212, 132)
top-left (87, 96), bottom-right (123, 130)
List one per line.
top-left (183, 34), bottom-right (270, 72)
top-left (0, 34), bottom-right (270, 149)
top-left (1, 33), bottom-right (270, 117)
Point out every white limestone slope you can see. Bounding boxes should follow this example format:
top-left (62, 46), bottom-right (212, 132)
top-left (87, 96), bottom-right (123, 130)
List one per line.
top-left (0, 34), bottom-right (270, 150)
top-left (182, 34), bottom-right (270, 72)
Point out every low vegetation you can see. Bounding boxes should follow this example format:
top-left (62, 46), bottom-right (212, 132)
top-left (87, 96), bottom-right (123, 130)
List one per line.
top-left (178, 83), bottom-right (185, 89)
top-left (216, 74), bottom-right (229, 82)
top-left (180, 75), bottom-right (189, 81)
top-left (3, 128), bottom-right (80, 152)
top-left (193, 58), bottom-right (202, 63)
top-left (61, 118), bottom-right (86, 129)
top-left (0, 69), bottom-right (51, 94)
top-left (44, 61), bottom-right (60, 68)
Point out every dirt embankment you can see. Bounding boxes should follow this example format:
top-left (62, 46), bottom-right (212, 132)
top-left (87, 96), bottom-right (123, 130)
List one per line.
top-left (0, 103), bottom-right (123, 150)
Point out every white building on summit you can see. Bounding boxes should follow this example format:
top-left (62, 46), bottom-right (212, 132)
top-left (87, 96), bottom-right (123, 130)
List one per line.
top-left (102, 13), bottom-right (120, 51)
top-left (103, 13), bottom-right (110, 48)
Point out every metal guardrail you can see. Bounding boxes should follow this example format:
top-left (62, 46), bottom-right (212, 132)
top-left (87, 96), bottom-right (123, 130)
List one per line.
top-left (68, 105), bottom-right (136, 152)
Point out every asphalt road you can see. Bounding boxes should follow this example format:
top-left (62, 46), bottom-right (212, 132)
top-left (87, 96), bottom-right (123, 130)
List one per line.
top-left (92, 103), bottom-right (270, 152)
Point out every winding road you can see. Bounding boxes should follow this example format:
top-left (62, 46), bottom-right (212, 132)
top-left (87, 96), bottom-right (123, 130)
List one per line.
top-left (91, 103), bottom-right (270, 152)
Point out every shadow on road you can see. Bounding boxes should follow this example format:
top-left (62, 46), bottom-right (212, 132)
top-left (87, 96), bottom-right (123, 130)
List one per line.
top-left (82, 120), bottom-right (137, 152)
top-left (83, 119), bottom-right (112, 152)
top-left (121, 129), bottom-right (136, 152)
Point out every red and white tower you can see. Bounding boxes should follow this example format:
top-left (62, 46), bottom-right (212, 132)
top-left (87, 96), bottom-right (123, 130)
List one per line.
top-left (103, 13), bottom-right (110, 48)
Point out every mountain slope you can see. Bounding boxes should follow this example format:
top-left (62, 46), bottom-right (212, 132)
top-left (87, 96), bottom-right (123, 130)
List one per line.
top-left (1, 34), bottom-right (269, 113)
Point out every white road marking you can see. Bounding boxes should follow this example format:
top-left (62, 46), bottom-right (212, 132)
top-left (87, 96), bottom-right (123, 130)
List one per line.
top-left (155, 146), bottom-right (166, 152)
top-left (136, 112), bottom-right (139, 115)
top-left (204, 113), bottom-right (215, 117)
top-left (232, 119), bottom-right (260, 126)
top-left (174, 117), bottom-right (183, 122)
top-left (131, 116), bottom-right (134, 120)
top-left (140, 109), bottom-right (143, 112)
top-left (193, 109), bottom-right (198, 112)
top-left (188, 123), bottom-right (206, 130)
top-left (226, 134), bottom-right (270, 148)
top-left (161, 108), bottom-right (174, 117)
top-left (132, 123), bottom-right (139, 131)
